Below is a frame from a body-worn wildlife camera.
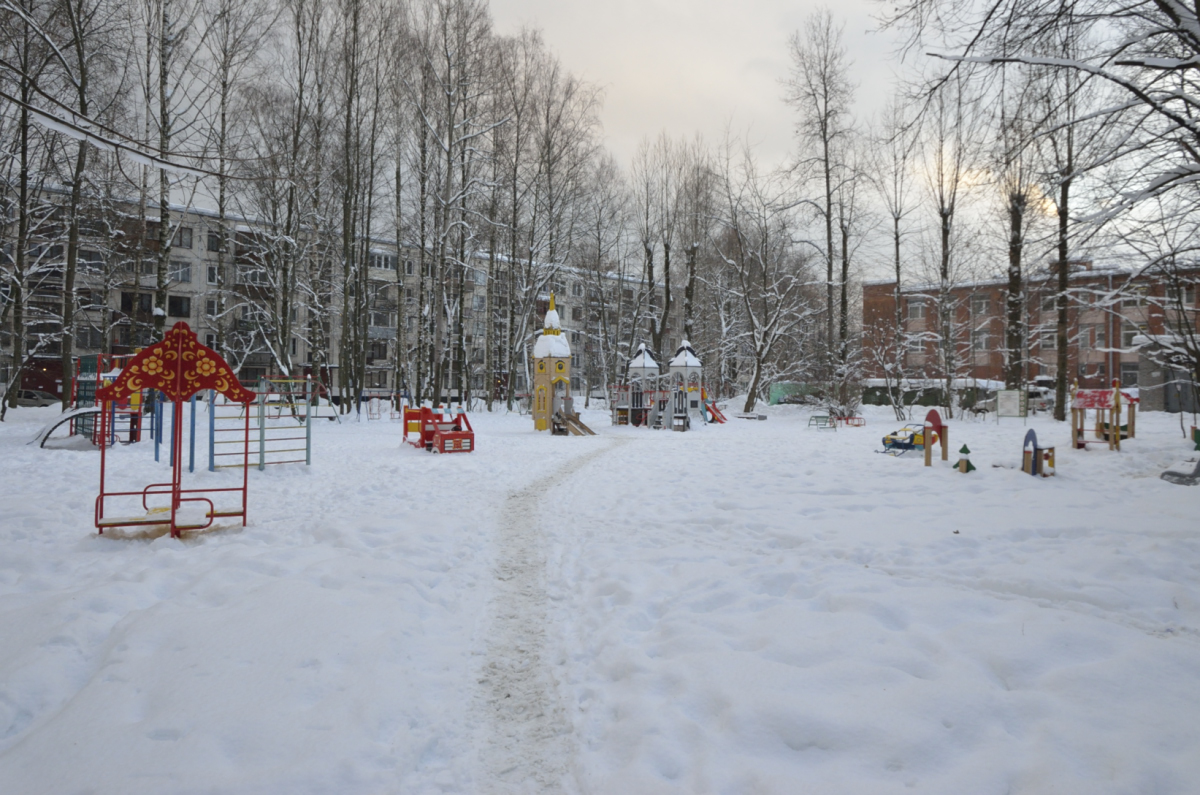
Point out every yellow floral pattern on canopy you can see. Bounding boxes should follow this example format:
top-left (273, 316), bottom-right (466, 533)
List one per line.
top-left (96, 321), bottom-right (255, 404)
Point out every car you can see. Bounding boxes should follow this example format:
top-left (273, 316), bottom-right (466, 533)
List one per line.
top-left (16, 389), bottom-right (59, 407)
top-left (1027, 386), bottom-right (1055, 413)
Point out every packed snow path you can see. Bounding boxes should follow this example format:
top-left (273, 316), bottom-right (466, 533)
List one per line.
top-left (476, 439), bottom-right (621, 792)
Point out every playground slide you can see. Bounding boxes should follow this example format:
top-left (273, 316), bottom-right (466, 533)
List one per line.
top-left (564, 413), bottom-right (596, 436)
top-left (26, 406), bottom-right (103, 448)
top-left (706, 401), bottom-right (728, 423)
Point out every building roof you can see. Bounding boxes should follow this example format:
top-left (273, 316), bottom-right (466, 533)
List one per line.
top-left (668, 340), bottom-right (702, 369)
top-left (533, 293), bottom-right (570, 358)
top-left (628, 343), bottom-right (659, 372)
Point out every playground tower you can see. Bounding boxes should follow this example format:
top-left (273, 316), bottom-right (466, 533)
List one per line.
top-left (668, 340), bottom-right (704, 425)
top-left (532, 294), bottom-right (572, 432)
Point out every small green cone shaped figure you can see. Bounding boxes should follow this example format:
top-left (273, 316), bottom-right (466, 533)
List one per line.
top-left (958, 444), bottom-right (976, 473)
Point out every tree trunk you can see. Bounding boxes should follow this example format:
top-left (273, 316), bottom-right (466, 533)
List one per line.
top-left (1054, 175), bottom-right (1071, 421)
top-left (1004, 193), bottom-right (1026, 389)
top-left (155, 0), bottom-right (173, 339)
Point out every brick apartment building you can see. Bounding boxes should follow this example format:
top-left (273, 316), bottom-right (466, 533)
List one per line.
top-left (861, 261), bottom-right (1200, 393)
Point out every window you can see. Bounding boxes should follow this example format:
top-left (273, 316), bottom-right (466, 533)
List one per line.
top-left (907, 299), bottom-right (926, 320)
top-left (169, 260), bottom-right (191, 283)
top-left (205, 333), bottom-right (217, 349)
top-left (1120, 362), bottom-right (1139, 386)
top-left (207, 263), bottom-right (220, 284)
top-left (1041, 294), bottom-right (1058, 313)
top-left (236, 264), bottom-right (268, 285)
top-left (120, 292), bottom-right (152, 314)
top-left (79, 249), bottom-right (103, 271)
top-left (76, 288), bottom-right (103, 309)
top-left (473, 295), bottom-right (486, 311)
top-left (173, 226), bottom-right (193, 249)
top-left (407, 316), bottom-right (415, 331)
top-left (240, 306), bottom-right (268, 324)
top-left (291, 338), bottom-right (297, 356)
top-left (905, 336), bottom-right (924, 354)
top-left (622, 288), bottom-right (633, 301)
top-left (207, 231), bottom-right (222, 252)
top-left (1167, 284), bottom-right (1197, 307)
top-left (141, 260), bottom-right (155, 276)
top-left (404, 259), bottom-right (414, 276)
top-left (369, 311), bottom-right (394, 328)
top-left (972, 333), bottom-right (989, 352)
top-left (572, 306), bottom-right (583, 321)
top-left (971, 295), bottom-right (990, 316)
top-left (1122, 322), bottom-right (1140, 347)
top-left (75, 325), bottom-right (104, 349)
top-left (1092, 325), bottom-right (1106, 349)
top-left (571, 331), bottom-right (581, 345)
top-left (206, 298), bottom-right (218, 318)
top-left (1122, 287), bottom-right (1146, 307)
top-left (1041, 329), bottom-right (1057, 350)
top-left (572, 282), bottom-right (583, 297)
top-left (167, 295), bottom-right (191, 318)
top-left (369, 253), bottom-right (396, 271)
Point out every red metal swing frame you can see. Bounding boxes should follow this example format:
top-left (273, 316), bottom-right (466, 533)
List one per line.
top-left (94, 322), bottom-right (256, 538)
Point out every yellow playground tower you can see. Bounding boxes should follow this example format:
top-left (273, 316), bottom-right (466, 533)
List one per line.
top-left (531, 294), bottom-right (594, 435)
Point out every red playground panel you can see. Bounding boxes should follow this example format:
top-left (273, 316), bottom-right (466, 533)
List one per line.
top-left (94, 322), bottom-right (255, 538)
top-left (404, 406), bottom-right (475, 453)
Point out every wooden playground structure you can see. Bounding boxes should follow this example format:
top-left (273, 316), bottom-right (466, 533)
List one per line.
top-left (1070, 380), bottom-right (1138, 451)
top-left (1021, 429), bottom-right (1056, 477)
top-left (94, 322), bottom-right (255, 538)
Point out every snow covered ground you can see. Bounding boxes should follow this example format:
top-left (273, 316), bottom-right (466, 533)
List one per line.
top-left (1, 400), bottom-right (1199, 793)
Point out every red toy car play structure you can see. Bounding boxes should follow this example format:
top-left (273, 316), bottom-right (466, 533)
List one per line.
top-left (403, 405), bottom-right (475, 453)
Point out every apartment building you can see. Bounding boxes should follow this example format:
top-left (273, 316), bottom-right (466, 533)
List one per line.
top-left (861, 260), bottom-right (1200, 390)
top-left (2, 197), bottom-right (655, 401)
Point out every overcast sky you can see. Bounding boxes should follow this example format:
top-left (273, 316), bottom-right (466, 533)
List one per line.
top-left (489, 0), bottom-right (905, 170)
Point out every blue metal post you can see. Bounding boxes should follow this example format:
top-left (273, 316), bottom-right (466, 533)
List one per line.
top-left (169, 398), bottom-right (177, 467)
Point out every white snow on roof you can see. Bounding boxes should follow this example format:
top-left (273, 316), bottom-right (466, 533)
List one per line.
top-left (544, 308), bottom-right (562, 331)
top-left (669, 340), bottom-right (702, 369)
top-left (628, 343), bottom-right (658, 371)
top-left (533, 332), bottom-right (571, 359)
